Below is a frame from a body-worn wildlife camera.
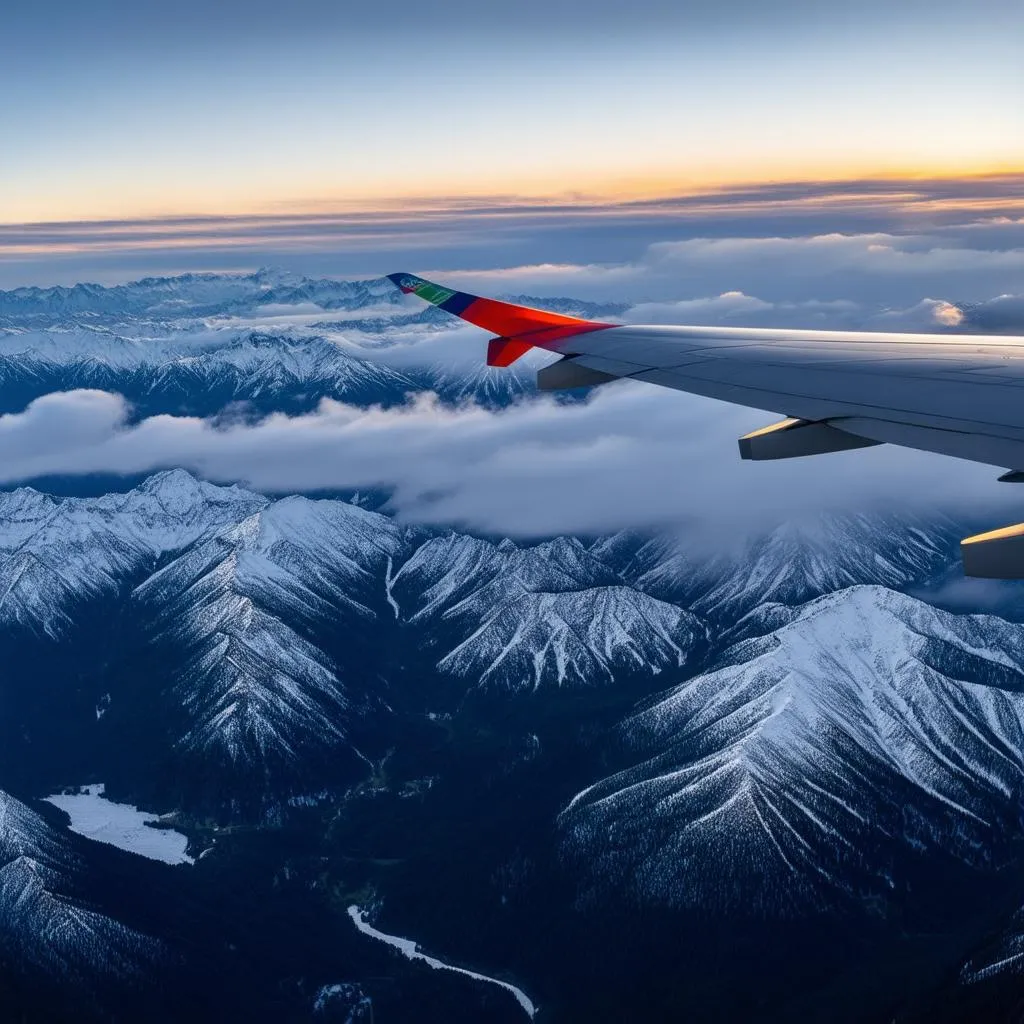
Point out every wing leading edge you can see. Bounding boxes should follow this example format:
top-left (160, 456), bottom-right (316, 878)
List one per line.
top-left (390, 272), bottom-right (1024, 578)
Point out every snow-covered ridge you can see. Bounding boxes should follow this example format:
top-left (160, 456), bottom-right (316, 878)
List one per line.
top-left (0, 270), bottom-right (629, 410)
top-left (0, 269), bottom-right (625, 325)
top-left (0, 471), bottom-right (711, 795)
top-left (0, 270), bottom-right (400, 321)
top-left (0, 470), bottom-right (266, 636)
top-left (393, 533), bottom-right (705, 690)
top-left (601, 510), bottom-right (964, 624)
top-left (0, 470), bottom-right (991, 814)
top-left (0, 789), bottom-right (162, 983)
top-left (562, 585), bottom-right (1024, 913)
top-left (0, 327), bottom-right (416, 379)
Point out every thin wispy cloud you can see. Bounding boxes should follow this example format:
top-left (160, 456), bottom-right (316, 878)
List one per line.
top-left (2, 175), bottom-right (1022, 287)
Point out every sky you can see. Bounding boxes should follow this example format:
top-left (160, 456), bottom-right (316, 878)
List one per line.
top-left (2, 0), bottom-right (1021, 226)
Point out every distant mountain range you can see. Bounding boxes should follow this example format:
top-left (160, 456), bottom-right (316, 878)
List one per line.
top-left (0, 269), bottom-right (625, 325)
top-left (0, 270), bottom-right (400, 321)
top-left (0, 271), bottom-right (626, 414)
top-left (0, 325), bottom-right (523, 413)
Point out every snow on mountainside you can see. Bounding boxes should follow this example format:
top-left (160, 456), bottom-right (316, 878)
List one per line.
top-left (393, 534), bottom-right (705, 690)
top-left (0, 471), bottom-right (265, 636)
top-left (561, 586), bottom-right (1024, 914)
top-left (0, 327), bottom-right (418, 382)
top-left (595, 511), bottom-right (965, 625)
top-left (424, 361), bottom-right (536, 405)
top-left (961, 909), bottom-right (1024, 984)
top-left (0, 471), bottom-right (714, 804)
top-left (0, 470), bottom-right (994, 823)
top-left (137, 493), bottom-right (406, 618)
top-left (133, 498), bottom-right (407, 780)
top-left (126, 496), bottom-right (706, 781)
top-left (0, 270), bottom-right (627, 325)
top-left (0, 271), bottom-right (628, 412)
top-left (0, 328), bottom-right (421, 412)
top-left (0, 790), bottom-right (161, 985)
top-left (0, 270), bottom-right (400, 321)
top-left (438, 586), bottom-right (700, 691)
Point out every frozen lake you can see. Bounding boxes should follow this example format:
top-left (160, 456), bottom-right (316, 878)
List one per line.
top-left (44, 784), bottom-right (194, 866)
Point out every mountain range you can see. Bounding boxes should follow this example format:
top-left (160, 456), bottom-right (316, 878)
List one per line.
top-left (0, 468), bottom-right (1019, 1020)
top-left (3, 271), bottom-right (1024, 1022)
top-left (0, 271), bottom-right (626, 414)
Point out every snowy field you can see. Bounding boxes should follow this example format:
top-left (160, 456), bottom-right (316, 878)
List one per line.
top-left (44, 784), bottom-right (194, 866)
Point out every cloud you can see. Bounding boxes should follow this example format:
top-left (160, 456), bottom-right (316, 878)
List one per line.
top-left (0, 388), bottom-right (1016, 539)
top-left (430, 230), bottom-right (1024, 307)
top-left (961, 294), bottom-right (1024, 332)
top-left (931, 301), bottom-right (965, 327)
top-left (625, 291), bottom-right (777, 322)
top-left (1, 175), bottom-right (1020, 549)
top-left (2, 173), bottom-right (1021, 289)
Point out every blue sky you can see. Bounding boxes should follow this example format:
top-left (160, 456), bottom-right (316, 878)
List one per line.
top-left (2, 0), bottom-right (1021, 225)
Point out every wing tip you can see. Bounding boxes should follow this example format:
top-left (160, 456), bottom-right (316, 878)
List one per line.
top-left (387, 272), bottom-right (423, 294)
top-left (487, 337), bottom-right (534, 367)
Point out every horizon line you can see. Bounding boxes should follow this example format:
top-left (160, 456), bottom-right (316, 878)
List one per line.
top-left (5, 169), bottom-right (1023, 232)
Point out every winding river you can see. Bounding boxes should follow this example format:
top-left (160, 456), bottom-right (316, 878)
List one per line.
top-left (347, 905), bottom-right (537, 1019)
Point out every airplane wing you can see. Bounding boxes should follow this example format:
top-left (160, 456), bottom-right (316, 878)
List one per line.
top-left (389, 272), bottom-right (1024, 578)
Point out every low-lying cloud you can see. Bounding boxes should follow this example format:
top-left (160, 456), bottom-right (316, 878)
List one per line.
top-left (1, 388), bottom-right (1015, 538)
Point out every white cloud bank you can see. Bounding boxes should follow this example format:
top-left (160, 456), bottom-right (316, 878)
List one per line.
top-left (2, 388), bottom-right (1015, 538)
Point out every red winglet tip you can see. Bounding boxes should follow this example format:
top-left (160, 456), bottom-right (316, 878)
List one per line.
top-left (487, 337), bottom-right (534, 367)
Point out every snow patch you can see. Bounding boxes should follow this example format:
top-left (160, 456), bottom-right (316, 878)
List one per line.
top-left (347, 905), bottom-right (536, 1019)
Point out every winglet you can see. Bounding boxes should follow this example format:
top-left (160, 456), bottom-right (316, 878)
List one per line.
top-left (387, 272), bottom-right (613, 365)
top-left (487, 337), bottom-right (534, 367)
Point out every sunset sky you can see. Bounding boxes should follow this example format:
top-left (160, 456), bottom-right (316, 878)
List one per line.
top-left (2, 0), bottom-right (1021, 225)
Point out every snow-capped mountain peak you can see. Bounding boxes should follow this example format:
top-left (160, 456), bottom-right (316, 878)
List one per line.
top-left (393, 532), bottom-right (705, 691)
top-left (562, 585), bottom-right (1024, 913)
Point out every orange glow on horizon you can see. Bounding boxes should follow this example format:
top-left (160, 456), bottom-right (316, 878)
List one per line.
top-left (4, 159), bottom-right (1023, 228)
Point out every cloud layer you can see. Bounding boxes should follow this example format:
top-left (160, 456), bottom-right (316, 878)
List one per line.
top-left (1, 388), bottom-right (1015, 539)
top-left (2, 175), bottom-right (1021, 289)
